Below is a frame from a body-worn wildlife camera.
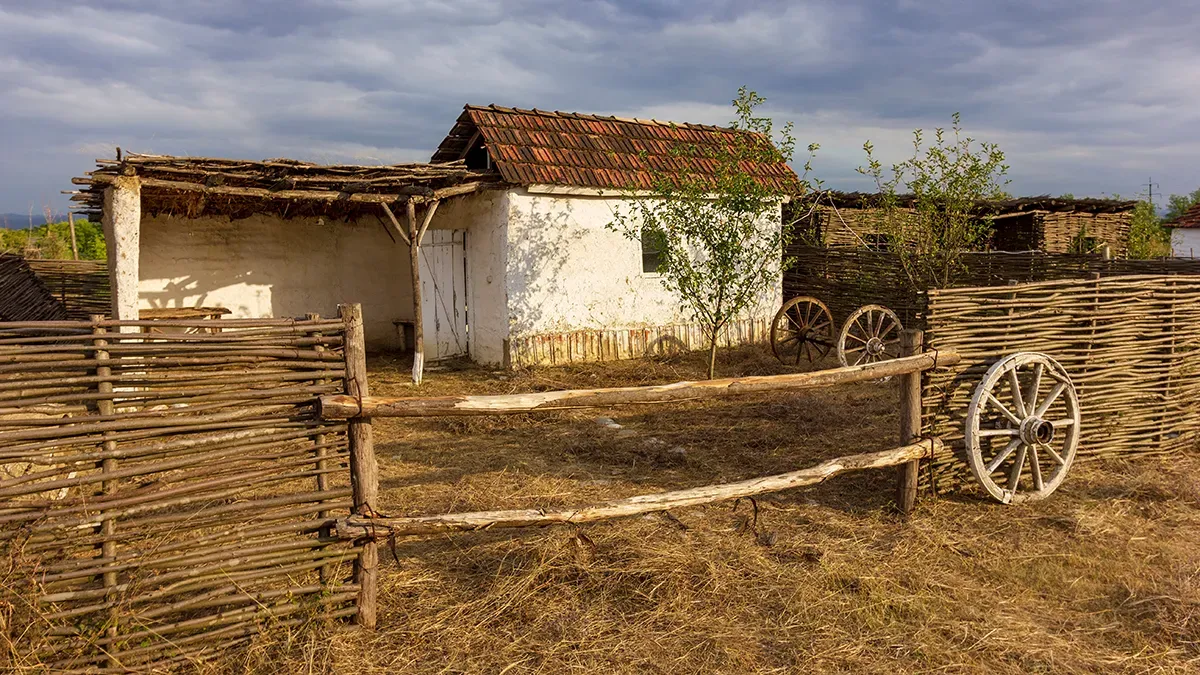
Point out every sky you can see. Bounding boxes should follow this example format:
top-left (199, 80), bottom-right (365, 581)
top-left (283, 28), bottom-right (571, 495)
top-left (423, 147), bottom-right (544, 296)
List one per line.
top-left (1, 0), bottom-right (1198, 216)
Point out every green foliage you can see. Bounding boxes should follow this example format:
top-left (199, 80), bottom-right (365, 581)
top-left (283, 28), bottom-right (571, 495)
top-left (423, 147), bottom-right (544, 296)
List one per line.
top-left (1126, 200), bottom-right (1172, 259)
top-left (1164, 187), bottom-right (1200, 223)
top-left (608, 87), bottom-right (819, 378)
top-left (0, 220), bottom-right (106, 260)
top-left (858, 112), bottom-right (1010, 288)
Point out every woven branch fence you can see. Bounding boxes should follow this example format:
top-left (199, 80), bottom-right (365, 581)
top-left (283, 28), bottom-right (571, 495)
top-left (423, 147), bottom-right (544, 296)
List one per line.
top-left (0, 313), bottom-right (361, 671)
top-left (920, 274), bottom-right (1200, 491)
top-left (26, 259), bottom-right (112, 320)
top-left (784, 244), bottom-right (1200, 327)
top-left (0, 254), bottom-right (69, 322)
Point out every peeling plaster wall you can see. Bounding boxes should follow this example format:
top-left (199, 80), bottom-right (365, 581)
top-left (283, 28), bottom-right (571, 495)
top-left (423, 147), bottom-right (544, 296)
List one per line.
top-left (503, 190), bottom-right (782, 362)
top-left (138, 213), bottom-right (412, 349)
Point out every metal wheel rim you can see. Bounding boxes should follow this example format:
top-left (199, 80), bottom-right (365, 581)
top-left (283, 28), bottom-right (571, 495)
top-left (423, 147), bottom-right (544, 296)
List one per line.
top-left (965, 352), bottom-right (1081, 504)
top-left (836, 304), bottom-right (903, 368)
top-left (770, 296), bottom-right (833, 365)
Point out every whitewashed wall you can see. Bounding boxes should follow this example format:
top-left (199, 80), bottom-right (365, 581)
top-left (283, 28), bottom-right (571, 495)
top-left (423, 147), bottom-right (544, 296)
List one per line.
top-left (503, 189), bottom-right (782, 365)
top-left (139, 213), bottom-right (413, 349)
top-left (1173, 228), bottom-right (1200, 258)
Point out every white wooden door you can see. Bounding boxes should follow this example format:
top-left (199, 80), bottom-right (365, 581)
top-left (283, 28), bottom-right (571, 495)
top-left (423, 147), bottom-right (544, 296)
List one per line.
top-left (418, 230), bottom-right (468, 360)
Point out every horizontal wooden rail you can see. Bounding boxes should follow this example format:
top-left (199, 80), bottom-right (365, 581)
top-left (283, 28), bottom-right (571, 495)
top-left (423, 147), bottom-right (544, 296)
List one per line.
top-left (335, 439), bottom-right (941, 539)
top-left (336, 439), bottom-right (936, 538)
top-left (319, 349), bottom-right (960, 419)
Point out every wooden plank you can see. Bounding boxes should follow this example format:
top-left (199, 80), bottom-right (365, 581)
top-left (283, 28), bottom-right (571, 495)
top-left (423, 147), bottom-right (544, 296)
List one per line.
top-left (336, 440), bottom-right (941, 539)
top-left (319, 350), bottom-right (961, 418)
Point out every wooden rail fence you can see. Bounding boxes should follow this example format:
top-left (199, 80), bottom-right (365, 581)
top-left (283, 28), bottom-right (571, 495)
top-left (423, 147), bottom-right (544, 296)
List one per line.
top-left (321, 331), bottom-right (958, 625)
top-left (3, 309), bottom-right (960, 668)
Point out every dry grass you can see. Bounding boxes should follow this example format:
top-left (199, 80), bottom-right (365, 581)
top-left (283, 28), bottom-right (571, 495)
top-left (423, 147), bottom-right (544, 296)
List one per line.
top-left (143, 347), bottom-right (1200, 672)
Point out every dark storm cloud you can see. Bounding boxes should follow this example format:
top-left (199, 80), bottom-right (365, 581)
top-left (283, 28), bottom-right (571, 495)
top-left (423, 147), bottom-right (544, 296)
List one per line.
top-left (1, 0), bottom-right (1198, 215)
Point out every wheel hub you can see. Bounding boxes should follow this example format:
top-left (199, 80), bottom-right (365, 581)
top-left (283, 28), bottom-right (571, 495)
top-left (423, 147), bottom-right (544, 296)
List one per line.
top-left (866, 337), bottom-right (884, 356)
top-left (1019, 416), bottom-right (1055, 446)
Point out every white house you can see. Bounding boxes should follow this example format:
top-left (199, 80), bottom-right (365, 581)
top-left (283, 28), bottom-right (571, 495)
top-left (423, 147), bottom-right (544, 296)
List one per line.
top-left (74, 105), bottom-right (797, 368)
top-left (1165, 203), bottom-right (1200, 258)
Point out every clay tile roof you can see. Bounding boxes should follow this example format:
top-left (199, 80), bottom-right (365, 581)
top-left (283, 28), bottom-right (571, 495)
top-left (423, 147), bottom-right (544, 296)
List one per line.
top-left (1165, 202), bottom-right (1200, 229)
top-left (431, 104), bottom-right (799, 192)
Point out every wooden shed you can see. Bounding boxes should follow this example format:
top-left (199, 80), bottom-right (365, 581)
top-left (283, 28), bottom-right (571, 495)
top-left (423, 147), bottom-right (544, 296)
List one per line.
top-left (791, 192), bottom-right (1136, 254)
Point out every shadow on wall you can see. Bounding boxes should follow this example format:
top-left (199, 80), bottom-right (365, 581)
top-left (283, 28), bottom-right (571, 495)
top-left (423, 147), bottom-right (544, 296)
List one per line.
top-left (138, 214), bottom-right (411, 333)
top-left (505, 200), bottom-right (585, 337)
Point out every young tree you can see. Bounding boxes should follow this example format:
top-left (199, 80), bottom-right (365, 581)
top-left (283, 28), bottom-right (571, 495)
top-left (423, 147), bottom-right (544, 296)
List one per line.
top-left (858, 113), bottom-right (1009, 288)
top-left (608, 87), bottom-right (818, 379)
top-left (1124, 200), bottom-right (1171, 259)
top-left (1164, 187), bottom-right (1200, 223)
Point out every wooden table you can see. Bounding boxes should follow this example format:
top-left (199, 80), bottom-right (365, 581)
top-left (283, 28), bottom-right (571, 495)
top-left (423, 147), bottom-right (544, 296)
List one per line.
top-left (139, 307), bottom-right (231, 334)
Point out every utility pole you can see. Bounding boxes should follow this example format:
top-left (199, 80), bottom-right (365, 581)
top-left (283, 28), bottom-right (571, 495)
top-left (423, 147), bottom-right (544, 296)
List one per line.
top-left (1146, 177), bottom-right (1160, 208)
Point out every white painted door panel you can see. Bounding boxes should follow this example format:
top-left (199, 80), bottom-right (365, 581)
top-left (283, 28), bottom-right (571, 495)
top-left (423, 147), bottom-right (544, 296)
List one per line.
top-left (418, 230), bottom-right (468, 359)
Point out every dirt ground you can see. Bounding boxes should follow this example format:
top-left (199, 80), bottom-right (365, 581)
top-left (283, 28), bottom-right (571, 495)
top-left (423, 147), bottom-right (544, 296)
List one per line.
top-left (230, 346), bottom-right (1200, 674)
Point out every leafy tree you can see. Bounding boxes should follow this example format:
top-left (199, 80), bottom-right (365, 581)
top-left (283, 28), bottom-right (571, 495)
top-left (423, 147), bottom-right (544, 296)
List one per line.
top-left (858, 113), bottom-right (1010, 288)
top-left (608, 87), bottom-right (818, 379)
top-left (1164, 187), bottom-right (1200, 223)
top-left (0, 220), bottom-right (106, 260)
top-left (1126, 200), bottom-right (1172, 259)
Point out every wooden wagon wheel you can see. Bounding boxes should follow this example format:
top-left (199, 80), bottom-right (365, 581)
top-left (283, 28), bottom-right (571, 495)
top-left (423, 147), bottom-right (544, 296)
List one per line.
top-left (770, 296), bottom-right (834, 365)
top-left (836, 304), bottom-right (903, 368)
top-left (965, 352), bottom-right (1080, 504)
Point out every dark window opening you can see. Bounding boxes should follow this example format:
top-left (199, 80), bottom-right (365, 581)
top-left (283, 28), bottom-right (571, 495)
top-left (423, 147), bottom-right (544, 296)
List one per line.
top-left (641, 229), bottom-right (665, 273)
top-left (464, 143), bottom-right (490, 171)
top-left (864, 233), bottom-right (893, 252)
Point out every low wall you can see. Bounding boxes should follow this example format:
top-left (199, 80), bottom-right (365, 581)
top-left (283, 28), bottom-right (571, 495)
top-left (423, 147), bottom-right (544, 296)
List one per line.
top-left (508, 316), bottom-right (772, 367)
top-left (920, 274), bottom-right (1200, 491)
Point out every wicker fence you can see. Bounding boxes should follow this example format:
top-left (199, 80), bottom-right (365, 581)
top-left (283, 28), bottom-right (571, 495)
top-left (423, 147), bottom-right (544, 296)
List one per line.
top-left (0, 254), bottom-right (69, 322)
top-left (783, 244), bottom-right (1200, 327)
top-left (1, 313), bottom-right (361, 670)
top-left (26, 259), bottom-right (112, 320)
top-left (920, 274), bottom-right (1200, 491)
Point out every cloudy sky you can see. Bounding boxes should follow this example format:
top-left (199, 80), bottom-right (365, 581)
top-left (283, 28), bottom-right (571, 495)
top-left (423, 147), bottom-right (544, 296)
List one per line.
top-left (1, 0), bottom-right (1197, 216)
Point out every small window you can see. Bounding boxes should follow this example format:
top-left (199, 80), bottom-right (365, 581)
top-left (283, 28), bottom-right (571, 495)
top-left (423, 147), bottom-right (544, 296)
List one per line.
top-left (641, 229), bottom-right (665, 273)
top-left (640, 230), bottom-right (665, 273)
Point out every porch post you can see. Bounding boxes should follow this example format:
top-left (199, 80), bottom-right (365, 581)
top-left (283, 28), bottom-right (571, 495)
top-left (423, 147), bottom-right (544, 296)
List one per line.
top-left (102, 175), bottom-right (141, 323)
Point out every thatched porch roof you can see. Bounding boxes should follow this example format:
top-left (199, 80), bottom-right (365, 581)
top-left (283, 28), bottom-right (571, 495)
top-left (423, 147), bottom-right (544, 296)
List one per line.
top-left (70, 153), bottom-right (508, 222)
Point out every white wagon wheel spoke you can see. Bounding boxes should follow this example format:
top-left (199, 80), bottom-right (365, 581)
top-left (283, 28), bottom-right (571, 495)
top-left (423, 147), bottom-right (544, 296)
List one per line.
top-left (965, 352), bottom-right (1080, 504)
top-left (986, 438), bottom-right (1022, 474)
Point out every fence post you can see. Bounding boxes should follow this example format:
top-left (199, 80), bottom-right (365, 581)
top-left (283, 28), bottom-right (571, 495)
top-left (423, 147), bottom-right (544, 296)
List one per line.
top-left (340, 303), bottom-right (379, 629)
top-left (91, 315), bottom-right (120, 666)
top-left (895, 329), bottom-right (922, 514)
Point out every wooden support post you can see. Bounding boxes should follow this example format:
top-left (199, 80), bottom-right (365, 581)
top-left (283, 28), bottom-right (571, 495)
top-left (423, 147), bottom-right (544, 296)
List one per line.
top-left (895, 329), bottom-right (922, 514)
top-left (406, 200), bottom-right (424, 385)
top-left (101, 175), bottom-right (140, 324)
top-left (68, 211), bottom-right (79, 261)
top-left (340, 303), bottom-right (378, 629)
top-left (91, 316), bottom-right (119, 666)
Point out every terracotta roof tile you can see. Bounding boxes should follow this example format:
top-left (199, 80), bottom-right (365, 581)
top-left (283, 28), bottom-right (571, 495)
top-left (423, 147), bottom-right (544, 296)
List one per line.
top-left (1166, 203), bottom-right (1200, 229)
top-left (431, 104), bottom-right (799, 192)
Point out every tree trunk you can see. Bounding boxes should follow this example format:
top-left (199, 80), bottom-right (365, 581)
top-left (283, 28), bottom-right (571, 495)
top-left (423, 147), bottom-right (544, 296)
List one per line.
top-left (707, 329), bottom-right (719, 380)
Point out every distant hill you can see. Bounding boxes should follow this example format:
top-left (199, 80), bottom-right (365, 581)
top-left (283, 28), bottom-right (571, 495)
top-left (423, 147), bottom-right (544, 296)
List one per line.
top-left (0, 213), bottom-right (51, 229)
